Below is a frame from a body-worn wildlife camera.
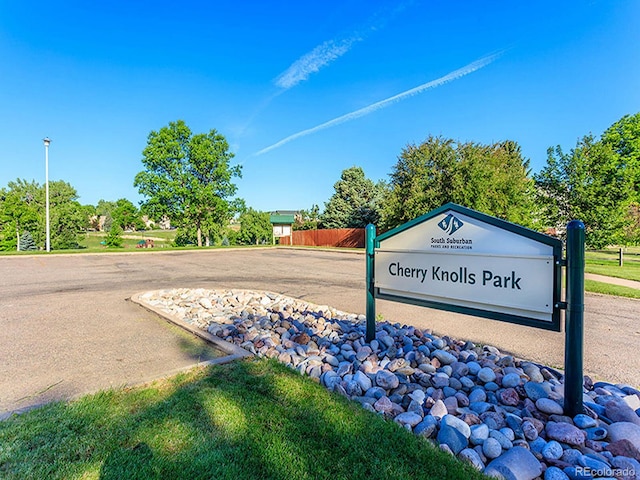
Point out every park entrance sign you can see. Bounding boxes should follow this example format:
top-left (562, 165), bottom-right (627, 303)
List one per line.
top-left (372, 203), bottom-right (562, 330)
top-left (365, 203), bottom-right (586, 416)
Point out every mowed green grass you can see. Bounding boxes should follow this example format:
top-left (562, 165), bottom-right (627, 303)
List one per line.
top-left (78, 230), bottom-right (177, 251)
top-left (0, 359), bottom-right (485, 480)
top-left (586, 247), bottom-right (640, 282)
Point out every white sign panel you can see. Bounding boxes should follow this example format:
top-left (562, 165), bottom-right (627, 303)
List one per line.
top-left (375, 250), bottom-right (555, 321)
top-left (379, 210), bottom-right (554, 257)
top-left (374, 206), bottom-right (561, 327)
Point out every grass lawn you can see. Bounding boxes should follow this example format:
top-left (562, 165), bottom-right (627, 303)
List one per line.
top-left (584, 279), bottom-right (640, 299)
top-left (78, 230), bottom-right (177, 251)
top-left (585, 247), bottom-right (640, 282)
top-left (0, 359), bottom-right (485, 480)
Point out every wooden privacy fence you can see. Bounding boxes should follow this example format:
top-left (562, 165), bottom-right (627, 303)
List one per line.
top-left (279, 228), bottom-right (365, 248)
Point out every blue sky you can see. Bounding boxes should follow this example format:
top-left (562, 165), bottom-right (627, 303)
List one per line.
top-left (1, 1), bottom-right (639, 212)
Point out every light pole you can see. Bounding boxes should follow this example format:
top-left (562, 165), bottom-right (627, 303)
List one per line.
top-left (43, 137), bottom-right (51, 252)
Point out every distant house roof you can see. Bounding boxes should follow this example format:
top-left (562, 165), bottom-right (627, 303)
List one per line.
top-left (270, 210), bottom-right (298, 216)
top-left (270, 214), bottom-right (295, 224)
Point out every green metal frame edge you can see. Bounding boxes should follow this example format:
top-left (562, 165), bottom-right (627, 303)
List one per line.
top-left (376, 289), bottom-right (562, 332)
top-left (373, 203), bottom-right (564, 332)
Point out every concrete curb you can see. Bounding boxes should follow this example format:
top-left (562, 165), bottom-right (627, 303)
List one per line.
top-left (129, 292), bottom-right (254, 363)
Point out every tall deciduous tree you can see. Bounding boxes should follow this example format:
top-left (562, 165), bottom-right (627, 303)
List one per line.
top-left (237, 208), bottom-right (272, 245)
top-left (0, 179), bottom-right (86, 251)
top-left (382, 136), bottom-right (536, 230)
top-left (134, 120), bottom-right (242, 247)
top-left (320, 167), bottom-right (385, 229)
top-left (534, 135), bottom-right (634, 248)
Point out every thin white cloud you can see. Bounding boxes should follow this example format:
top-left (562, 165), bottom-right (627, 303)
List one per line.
top-left (274, 36), bottom-right (361, 89)
top-left (254, 52), bottom-right (503, 157)
top-left (273, 1), bottom-right (417, 91)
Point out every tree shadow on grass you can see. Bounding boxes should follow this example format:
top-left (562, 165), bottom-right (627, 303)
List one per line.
top-left (0, 359), bottom-right (485, 480)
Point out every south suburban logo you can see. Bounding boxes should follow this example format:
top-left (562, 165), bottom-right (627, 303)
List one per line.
top-left (431, 214), bottom-right (473, 250)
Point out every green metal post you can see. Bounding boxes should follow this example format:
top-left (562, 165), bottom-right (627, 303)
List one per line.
top-left (365, 224), bottom-right (376, 343)
top-left (564, 220), bottom-right (585, 416)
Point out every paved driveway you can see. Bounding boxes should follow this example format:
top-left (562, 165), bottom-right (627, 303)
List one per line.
top-left (1, 248), bottom-right (638, 416)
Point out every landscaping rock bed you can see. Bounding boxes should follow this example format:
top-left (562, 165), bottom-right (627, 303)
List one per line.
top-left (138, 288), bottom-right (640, 480)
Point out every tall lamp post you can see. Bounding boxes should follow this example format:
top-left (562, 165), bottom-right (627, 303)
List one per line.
top-left (43, 137), bottom-right (51, 252)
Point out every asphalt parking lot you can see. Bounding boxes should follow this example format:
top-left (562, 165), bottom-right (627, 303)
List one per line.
top-left (1, 248), bottom-right (638, 416)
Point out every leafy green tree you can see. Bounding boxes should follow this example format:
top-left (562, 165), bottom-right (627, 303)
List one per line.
top-left (320, 167), bottom-right (385, 229)
top-left (237, 208), bottom-right (272, 245)
top-left (534, 135), bottom-right (634, 248)
top-left (0, 179), bottom-right (85, 251)
top-left (294, 205), bottom-right (320, 230)
top-left (104, 224), bottom-right (123, 248)
top-left (111, 198), bottom-right (144, 231)
top-left (0, 179), bottom-right (41, 250)
top-left (601, 113), bottom-right (640, 196)
top-left (134, 120), bottom-right (242, 247)
top-left (382, 136), bottom-right (536, 230)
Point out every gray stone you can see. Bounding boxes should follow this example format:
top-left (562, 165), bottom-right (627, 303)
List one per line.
top-left (470, 423), bottom-right (490, 445)
top-left (502, 373), bottom-right (523, 388)
top-left (490, 429), bottom-right (513, 450)
top-left (467, 361), bottom-right (481, 376)
top-left (484, 446), bottom-right (543, 480)
top-left (442, 413), bottom-right (471, 438)
top-left (573, 414), bottom-right (597, 429)
top-left (373, 396), bottom-right (394, 413)
top-left (469, 388), bottom-right (487, 404)
top-left (429, 399), bottom-right (448, 419)
top-left (437, 424), bottom-right (469, 455)
top-left (542, 440), bottom-right (563, 460)
top-left (544, 466), bottom-right (569, 480)
top-left (477, 365), bottom-right (496, 381)
top-left (433, 349), bottom-right (456, 365)
top-left (606, 421), bottom-right (640, 445)
top-left (394, 412), bottom-right (423, 427)
top-left (483, 437), bottom-right (502, 459)
top-left (605, 398), bottom-right (640, 426)
top-left (522, 363), bottom-right (544, 383)
top-left (524, 381), bottom-right (550, 402)
top-left (458, 448), bottom-right (485, 471)
top-left (546, 422), bottom-right (586, 447)
top-left (560, 448), bottom-right (583, 465)
top-left (414, 416), bottom-right (438, 438)
top-left (536, 398), bottom-right (564, 415)
top-left (432, 372), bottom-right (450, 389)
top-left (353, 371), bottom-right (372, 392)
top-left (375, 370), bottom-right (399, 389)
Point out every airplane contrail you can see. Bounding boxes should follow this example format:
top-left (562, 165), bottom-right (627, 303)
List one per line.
top-left (274, 1), bottom-right (417, 91)
top-left (254, 51), bottom-right (503, 157)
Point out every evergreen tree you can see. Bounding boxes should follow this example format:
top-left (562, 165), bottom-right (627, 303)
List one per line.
top-left (19, 231), bottom-right (37, 251)
top-left (320, 167), bottom-right (385, 229)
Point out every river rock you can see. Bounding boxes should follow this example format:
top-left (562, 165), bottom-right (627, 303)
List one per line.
top-left (541, 440), bottom-right (563, 460)
top-left (484, 446), bottom-right (543, 480)
top-left (459, 447), bottom-right (485, 471)
top-left (478, 367), bottom-right (497, 383)
top-left (546, 422), bottom-right (586, 447)
top-left (536, 398), bottom-right (564, 415)
top-left (483, 437), bottom-right (502, 459)
top-left (544, 466), bottom-right (569, 480)
top-left (437, 424), bottom-right (468, 455)
top-left (605, 398), bottom-right (640, 426)
top-left (442, 414), bottom-right (471, 438)
top-left (607, 421), bottom-right (640, 445)
top-left (395, 412), bottom-right (422, 427)
top-left (375, 370), bottom-right (399, 389)
top-left (433, 349), bottom-right (456, 365)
